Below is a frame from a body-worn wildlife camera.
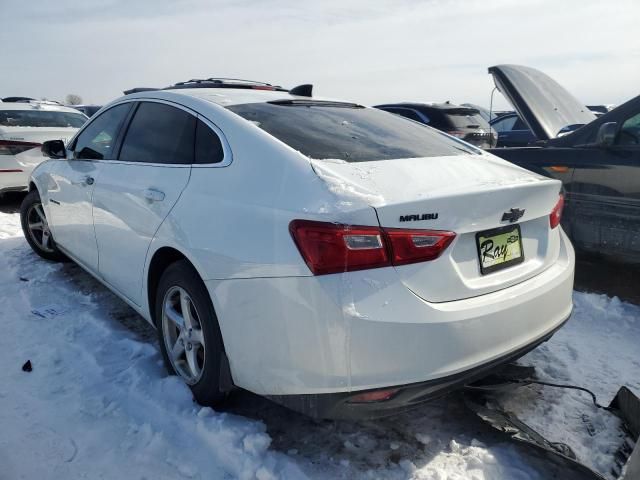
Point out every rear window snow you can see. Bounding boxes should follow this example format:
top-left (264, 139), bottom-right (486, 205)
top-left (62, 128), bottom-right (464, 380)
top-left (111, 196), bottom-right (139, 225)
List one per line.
top-left (227, 101), bottom-right (478, 162)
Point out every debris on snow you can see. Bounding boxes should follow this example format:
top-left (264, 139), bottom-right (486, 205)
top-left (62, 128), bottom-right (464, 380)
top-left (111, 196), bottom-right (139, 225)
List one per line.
top-left (22, 360), bottom-right (32, 372)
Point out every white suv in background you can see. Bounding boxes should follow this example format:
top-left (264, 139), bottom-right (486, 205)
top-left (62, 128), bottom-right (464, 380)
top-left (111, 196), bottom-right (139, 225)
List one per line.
top-left (0, 99), bottom-right (86, 195)
top-left (21, 79), bottom-right (574, 419)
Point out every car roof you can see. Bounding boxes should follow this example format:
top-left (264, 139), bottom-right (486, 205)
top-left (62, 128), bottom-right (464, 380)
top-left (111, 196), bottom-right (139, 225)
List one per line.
top-left (0, 101), bottom-right (87, 114)
top-left (122, 87), bottom-right (347, 108)
top-left (168, 87), bottom-right (303, 106)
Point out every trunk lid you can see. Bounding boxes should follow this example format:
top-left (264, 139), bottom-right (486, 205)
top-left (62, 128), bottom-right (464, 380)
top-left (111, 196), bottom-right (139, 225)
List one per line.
top-left (488, 64), bottom-right (596, 140)
top-left (312, 154), bottom-right (563, 302)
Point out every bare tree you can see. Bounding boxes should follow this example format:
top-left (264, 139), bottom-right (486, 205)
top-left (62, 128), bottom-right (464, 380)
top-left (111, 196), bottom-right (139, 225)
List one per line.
top-left (65, 94), bottom-right (83, 105)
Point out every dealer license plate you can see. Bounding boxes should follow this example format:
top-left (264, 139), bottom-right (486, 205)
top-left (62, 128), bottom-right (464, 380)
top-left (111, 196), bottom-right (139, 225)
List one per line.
top-left (476, 224), bottom-right (524, 275)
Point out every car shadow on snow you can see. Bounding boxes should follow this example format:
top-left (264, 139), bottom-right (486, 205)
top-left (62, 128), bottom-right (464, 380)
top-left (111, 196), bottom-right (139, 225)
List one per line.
top-left (225, 388), bottom-right (565, 478)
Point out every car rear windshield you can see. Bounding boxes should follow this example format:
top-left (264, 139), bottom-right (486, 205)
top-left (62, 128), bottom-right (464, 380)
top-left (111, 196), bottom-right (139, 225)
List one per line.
top-left (444, 109), bottom-right (489, 129)
top-left (227, 101), bottom-right (478, 162)
top-left (0, 110), bottom-right (87, 128)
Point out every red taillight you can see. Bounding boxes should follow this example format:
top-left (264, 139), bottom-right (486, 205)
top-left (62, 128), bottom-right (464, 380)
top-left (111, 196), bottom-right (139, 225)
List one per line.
top-left (289, 220), bottom-right (389, 275)
top-left (289, 220), bottom-right (456, 275)
top-left (348, 388), bottom-right (400, 404)
top-left (385, 228), bottom-right (456, 265)
top-left (550, 194), bottom-right (564, 229)
top-left (0, 140), bottom-right (42, 156)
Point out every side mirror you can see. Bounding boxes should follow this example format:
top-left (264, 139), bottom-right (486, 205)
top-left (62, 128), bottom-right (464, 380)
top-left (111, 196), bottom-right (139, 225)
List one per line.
top-left (41, 139), bottom-right (67, 159)
top-left (596, 122), bottom-right (617, 147)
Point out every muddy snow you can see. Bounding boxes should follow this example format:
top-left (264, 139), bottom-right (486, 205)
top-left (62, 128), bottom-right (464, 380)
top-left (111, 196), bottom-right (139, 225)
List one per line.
top-left (0, 201), bottom-right (638, 480)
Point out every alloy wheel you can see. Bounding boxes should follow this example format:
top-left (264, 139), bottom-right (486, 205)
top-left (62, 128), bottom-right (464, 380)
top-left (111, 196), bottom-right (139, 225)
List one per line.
top-left (26, 203), bottom-right (55, 253)
top-left (161, 286), bottom-right (207, 384)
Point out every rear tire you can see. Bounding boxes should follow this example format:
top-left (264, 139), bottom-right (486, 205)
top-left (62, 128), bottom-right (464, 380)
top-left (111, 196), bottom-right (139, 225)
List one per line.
top-left (20, 190), bottom-right (66, 262)
top-left (155, 260), bottom-right (227, 406)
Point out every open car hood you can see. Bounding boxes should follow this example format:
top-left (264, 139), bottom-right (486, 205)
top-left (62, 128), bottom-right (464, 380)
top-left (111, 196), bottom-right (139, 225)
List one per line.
top-left (488, 64), bottom-right (596, 140)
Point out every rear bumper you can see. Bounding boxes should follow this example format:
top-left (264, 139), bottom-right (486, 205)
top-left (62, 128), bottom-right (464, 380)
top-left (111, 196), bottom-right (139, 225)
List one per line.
top-left (266, 316), bottom-right (568, 419)
top-left (0, 155), bottom-right (29, 192)
top-left (206, 228), bottom-right (575, 410)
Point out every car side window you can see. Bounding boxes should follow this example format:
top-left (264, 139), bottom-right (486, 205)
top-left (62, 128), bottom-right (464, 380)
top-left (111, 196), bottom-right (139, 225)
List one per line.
top-left (73, 103), bottom-right (131, 160)
top-left (617, 112), bottom-right (640, 146)
top-left (513, 117), bottom-right (529, 130)
top-left (493, 116), bottom-right (517, 133)
top-left (195, 119), bottom-right (224, 164)
top-left (119, 102), bottom-right (196, 164)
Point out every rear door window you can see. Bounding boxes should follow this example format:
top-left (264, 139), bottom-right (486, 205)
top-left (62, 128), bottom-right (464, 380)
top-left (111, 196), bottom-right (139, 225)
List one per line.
top-left (228, 101), bottom-right (477, 162)
top-left (195, 119), bottom-right (224, 164)
top-left (119, 102), bottom-right (196, 164)
top-left (73, 103), bottom-right (132, 160)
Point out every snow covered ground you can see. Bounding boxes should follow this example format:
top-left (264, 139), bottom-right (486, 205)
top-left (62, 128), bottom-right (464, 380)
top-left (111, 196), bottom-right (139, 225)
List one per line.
top-left (0, 199), bottom-right (638, 480)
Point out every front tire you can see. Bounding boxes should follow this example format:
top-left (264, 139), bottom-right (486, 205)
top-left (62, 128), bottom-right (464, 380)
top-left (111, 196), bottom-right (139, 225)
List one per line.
top-left (156, 260), bottom-right (227, 406)
top-left (20, 190), bottom-right (66, 262)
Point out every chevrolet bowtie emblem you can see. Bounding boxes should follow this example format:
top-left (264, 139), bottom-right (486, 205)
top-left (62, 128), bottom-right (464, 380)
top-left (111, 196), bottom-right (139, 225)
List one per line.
top-left (502, 208), bottom-right (525, 223)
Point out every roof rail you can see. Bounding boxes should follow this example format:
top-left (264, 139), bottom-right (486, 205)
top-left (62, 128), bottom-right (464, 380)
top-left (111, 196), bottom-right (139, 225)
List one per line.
top-left (123, 87), bottom-right (161, 95)
top-left (123, 79), bottom-right (313, 96)
top-left (166, 78), bottom-right (288, 92)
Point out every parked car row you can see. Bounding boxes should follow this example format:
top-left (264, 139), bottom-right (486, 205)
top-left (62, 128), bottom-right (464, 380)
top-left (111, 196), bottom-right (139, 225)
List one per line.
top-left (374, 101), bottom-right (498, 148)
top-left (486, 64), bottom-right (640, 264)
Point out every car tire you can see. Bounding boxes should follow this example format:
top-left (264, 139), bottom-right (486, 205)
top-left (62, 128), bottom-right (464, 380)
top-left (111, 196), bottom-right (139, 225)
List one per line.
top-left (155, 260), bottom-right (227, 406)
top-left (20, 190), bottom-right (66, 262)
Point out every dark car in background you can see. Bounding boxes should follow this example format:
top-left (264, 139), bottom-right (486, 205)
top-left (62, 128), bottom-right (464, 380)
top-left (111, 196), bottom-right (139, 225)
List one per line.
top-left (487, 64), bottom-right (640, 263)
top-left (490, 112), bottom-right (537, 147)
top-left (375, 102), bottom-right (497, 148)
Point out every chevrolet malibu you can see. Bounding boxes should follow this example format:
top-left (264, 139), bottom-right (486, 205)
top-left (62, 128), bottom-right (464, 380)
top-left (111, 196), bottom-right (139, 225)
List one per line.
top-left (21, 79), bottom-right (574, 419)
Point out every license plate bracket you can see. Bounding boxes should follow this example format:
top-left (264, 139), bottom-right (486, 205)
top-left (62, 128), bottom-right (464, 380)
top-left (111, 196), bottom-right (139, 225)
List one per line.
top-left (476, 224), bottom-right (524, 275)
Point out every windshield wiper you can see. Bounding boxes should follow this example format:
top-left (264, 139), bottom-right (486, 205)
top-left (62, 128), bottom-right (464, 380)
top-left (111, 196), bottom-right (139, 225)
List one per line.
top-left (268, 99), bottom-right (364, 109)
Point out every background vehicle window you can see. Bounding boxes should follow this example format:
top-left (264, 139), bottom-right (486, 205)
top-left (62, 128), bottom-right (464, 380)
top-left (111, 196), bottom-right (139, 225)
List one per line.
top-left (493, 115), bottom-right (517, 133)
top-left (381, 107), bottom-right (426, 124)
top-left (445, 109), bottom-right (489, 129)
top-left (195, 120), bottom-right (224, 164)
top-left (513, 117), bottom-right (529, 130)
top-left (119, 102), bottom-right (196, 164)
top-left (0, 110), bottom-right (87, 128)
top-left (617, 112), bottom-right (640, 146)
top-left (74, 103), bottom-right (131, 160)
top-left (228, 101), bottom-right (478, 162)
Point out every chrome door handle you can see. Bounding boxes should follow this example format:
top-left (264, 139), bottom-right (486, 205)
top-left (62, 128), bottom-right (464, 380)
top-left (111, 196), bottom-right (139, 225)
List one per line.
top-left (84, 176), bottom-right (95, 186)
top-left (143, 188), bottom-right (165, 202)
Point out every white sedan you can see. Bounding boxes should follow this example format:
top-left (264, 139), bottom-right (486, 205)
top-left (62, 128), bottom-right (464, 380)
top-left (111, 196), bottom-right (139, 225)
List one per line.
top-left (0, 100), bottom-right (86, 195)
top-left (21, 79), bottom-right (574, 419)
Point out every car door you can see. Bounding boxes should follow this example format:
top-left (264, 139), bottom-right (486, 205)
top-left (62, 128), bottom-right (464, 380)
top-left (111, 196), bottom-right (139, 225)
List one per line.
top-left (571, 112), bottom-right (640, 259)
top-left (45, 103), bottom-right (132, 271)
top-left (92, 100), bottom-right (195, 305)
